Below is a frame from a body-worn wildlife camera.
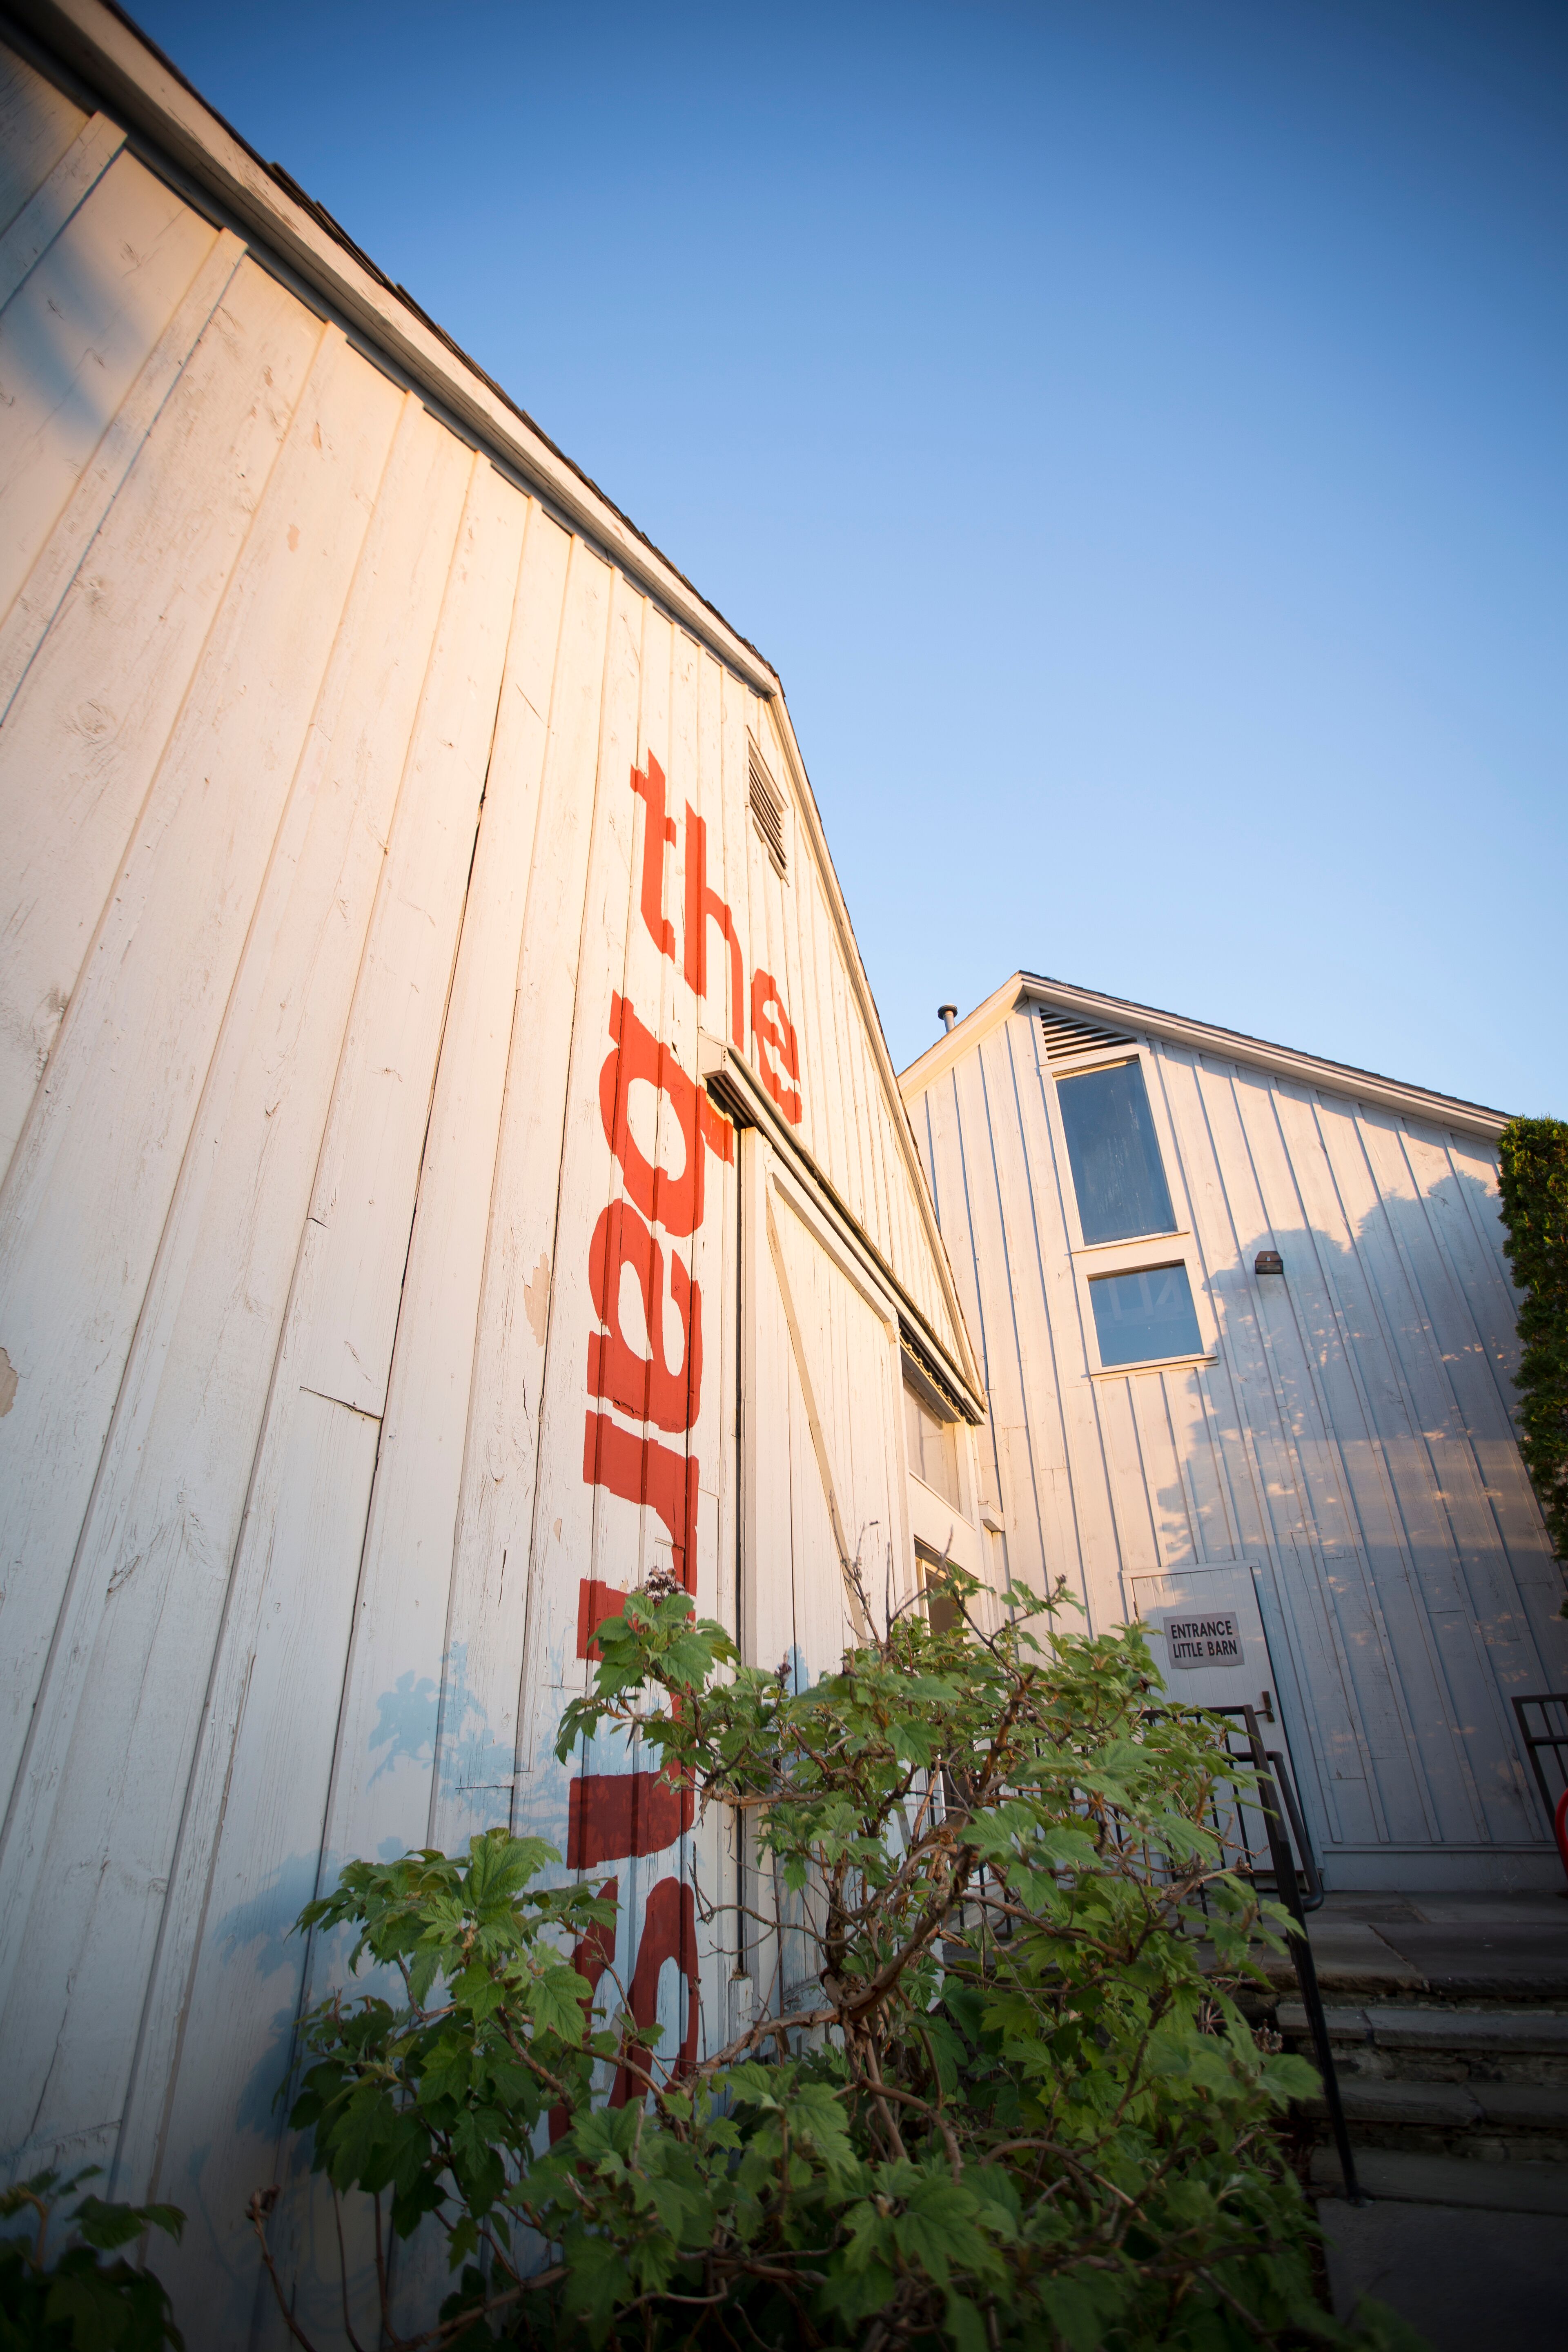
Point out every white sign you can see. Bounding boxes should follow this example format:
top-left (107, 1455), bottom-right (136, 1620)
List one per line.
top-left (1160, 1609), bottom-right (1243, 1669)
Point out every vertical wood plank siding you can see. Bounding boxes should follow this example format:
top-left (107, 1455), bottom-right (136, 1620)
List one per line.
top-left (0, 37), bottom-right (972, 2336)
top-left (906, 999), bottom-right (1568, 1891)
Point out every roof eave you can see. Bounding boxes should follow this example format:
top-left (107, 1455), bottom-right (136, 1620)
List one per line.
top-left (901, 971), bottom-right (1512, 1142)
top-left (13, 0), bottom-right (780, 697)
top-left (15, 0), bottom-right (991, 1401)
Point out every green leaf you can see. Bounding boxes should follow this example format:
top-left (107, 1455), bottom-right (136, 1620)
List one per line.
top-left (72, 2198), bottom-right (183, 2254)
top-left (46, 2267), bottom-right (131, 2349)
top-left (945, 2291), bottom-right (989, 2352)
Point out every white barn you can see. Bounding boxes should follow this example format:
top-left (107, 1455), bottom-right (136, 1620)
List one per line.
top-left (0, 5), bottom-right (996, 2333)
top-left (902, 972), bottom-right (1568, 1897)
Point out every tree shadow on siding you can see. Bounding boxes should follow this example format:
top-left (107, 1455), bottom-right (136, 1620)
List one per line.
top-left (1149, 1158), bottom-right (1556, 1849)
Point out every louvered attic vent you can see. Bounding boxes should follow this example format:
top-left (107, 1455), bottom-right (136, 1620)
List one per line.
top-left (1038, 1006), bottom-right (1136, 1060)
top-left (749, 744), bottom-right (788, 878)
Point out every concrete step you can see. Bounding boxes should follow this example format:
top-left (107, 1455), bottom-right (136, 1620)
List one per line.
top-left (1317, 2196), bottom-right (1568, 2352)
top-left (1318, 2075), bottom-right (1568, 2132)
top-left (1474, 2081), bottom-right (1568, 2129)
top-left (1258, 1907), bottom-right (1568, 2002)
top-left (1311, 2078), bottom-right (1486, 2129)
top-left (1310, 2146), bottom-right (1568, 2216)
top-left (1279, 1999), bottom-right (1568, 2058)
top-left (1303, 2073), bottom-right (1568, 2160)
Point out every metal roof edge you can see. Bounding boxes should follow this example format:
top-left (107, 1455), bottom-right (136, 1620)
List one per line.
top-left (11, 0), bottom-right (782, 700)
top-left (901, 971), bottom-right (1512, 1142)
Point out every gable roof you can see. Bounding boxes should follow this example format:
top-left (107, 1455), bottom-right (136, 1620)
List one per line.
top-left (26, 0), bottom-right (773, 693)
top-left (13, 0), bottom-right (983, 1406)
top-left (900, 971), bottom-right (1512, 1142)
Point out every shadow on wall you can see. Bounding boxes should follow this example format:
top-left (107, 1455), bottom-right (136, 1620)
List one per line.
top-left (1142, 1161), bottom-right (1563, 1855)
top-left (0, 103), bottom-right (177, 513)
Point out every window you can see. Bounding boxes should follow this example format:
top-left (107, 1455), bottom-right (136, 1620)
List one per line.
top-left (917, 1544), bottom-right (963, 1633)
top-left (904, 1382), bottom-right (960, 1506)
top-left (1089, 1263), bottom-right (1203, 1367)
top-left (1056, 1059), bottom-right (1176, 1244)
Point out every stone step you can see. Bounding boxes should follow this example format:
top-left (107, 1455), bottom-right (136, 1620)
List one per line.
top-left (1310, 2146), bottom-right (1568, 2216)
top-left (1280, 2000), bottom-right (1568, 2058)
top-left (1474, 2082), bottom-right (1568, 2130)
top-left (1307, 2072), bottom-right (1568, 2130)
top-left (1265, 1913), bottom-right (1568, 2003)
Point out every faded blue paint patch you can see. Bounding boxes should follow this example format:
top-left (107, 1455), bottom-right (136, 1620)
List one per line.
top-left (433, 1640), bottom-right (516, 1826)
top-left (368, 1668), bottom-right (440, 1784)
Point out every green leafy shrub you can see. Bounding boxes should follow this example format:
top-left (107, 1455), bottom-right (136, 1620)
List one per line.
top-left (1498, 1115), bottom-right (1568, 1586)
top-left (0, 2167), bottom-right (184, 2349)
top-left (265, 1572), bottom-right (1414, 2350)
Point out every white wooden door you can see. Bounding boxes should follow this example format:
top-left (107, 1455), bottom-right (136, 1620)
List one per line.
top-left (1133, 1565), bottom-right (1276, 1718)
top-left (742, 1131), bottom-right (912, 1686)
top-left (738, 1129), bottom-right (913, 2013)
top-left (1131, 1563), bottom-right (1311, 1882)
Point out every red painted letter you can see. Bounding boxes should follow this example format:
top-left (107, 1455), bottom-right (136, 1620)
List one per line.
top-left (683, 806), bottom-right (744, 1050)
top-left (587, 1200), bottom-right (702, 1434)
top-left (612, 1875), bottom-right (699, 2105)
top-left (599, 994), bottom-right (731, 1240)
top-left (630, 752), bottom-right (678, 958)
top-left (751, 968), bottom-right (802, 1125)
top-left (576, 1578), bottom-right (628, 1660)
top-left (582, 1410), bottom-right (700, 1590)
top-left (566, 1771), bottom-right (693, 1869)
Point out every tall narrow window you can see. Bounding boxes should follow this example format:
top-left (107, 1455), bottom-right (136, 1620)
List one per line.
top-left (904, 1382), bottom-right (960, 1506)
top-left (1056, 1060), bottom-right (1176, 1244)
top-left (1089, 1264), bottom-right (1202, 1367)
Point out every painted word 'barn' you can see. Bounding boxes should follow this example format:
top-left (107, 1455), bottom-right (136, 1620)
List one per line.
top-left (0, 6), bottom-right (995, 2334)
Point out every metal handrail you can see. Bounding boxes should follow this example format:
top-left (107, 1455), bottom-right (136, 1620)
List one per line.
top-left (1511, 1693), bottom-right (1568, 1885)
top-left (1265, 1750), bottom-right (1323, 1911)
top-left (1200, 1706), bottom-right (1325, 1914)
top-left (1205, 1703), bottom-right (1361, 2202)
top-left (1512, 1691), bottom-right (1568, 1818)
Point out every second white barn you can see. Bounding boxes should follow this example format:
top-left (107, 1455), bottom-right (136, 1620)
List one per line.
top-left (902, 973), bottom-right (1568, 1896)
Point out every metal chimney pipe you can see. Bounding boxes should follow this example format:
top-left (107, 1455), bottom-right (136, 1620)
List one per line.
top-left (938, 1004), bottom-right (957, 1034)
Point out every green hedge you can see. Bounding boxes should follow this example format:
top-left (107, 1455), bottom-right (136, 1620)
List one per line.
top-left (1497, 1116), bottom-right (1568, 1586)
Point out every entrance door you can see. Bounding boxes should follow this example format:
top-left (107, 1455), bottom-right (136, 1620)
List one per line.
top-left (1131, 1564), bottom-right (1275, 1717)
top-left (1130, 1564), bottom-right (1310, 1882)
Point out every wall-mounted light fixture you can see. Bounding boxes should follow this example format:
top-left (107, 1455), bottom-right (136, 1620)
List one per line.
top-left (1254, 1250), bottom-right (1284, 1276)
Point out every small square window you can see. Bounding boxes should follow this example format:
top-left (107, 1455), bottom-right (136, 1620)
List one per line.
top-left (1056, 1059), bottom-right (1176, 1244)
top-left (1089, 1263), bottom-right (1202, 1367)
top-left (919, 1556), bottom-right (963, 1637)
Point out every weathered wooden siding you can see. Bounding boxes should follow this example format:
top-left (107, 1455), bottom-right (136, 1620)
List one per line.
top-left (905, 994), bottom-right (1568, 1892)
top-left (0, 30), bottom-right (972, 2336)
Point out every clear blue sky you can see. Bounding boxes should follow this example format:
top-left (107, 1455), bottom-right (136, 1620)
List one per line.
top-left (136, 0), bottom-right (1566, 1111)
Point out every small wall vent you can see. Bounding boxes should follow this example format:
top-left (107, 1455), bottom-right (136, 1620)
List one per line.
top-left (748, 743), bottom-right (787, 878)
top-left (1038, 1005), bottom-right (1136, 1061)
